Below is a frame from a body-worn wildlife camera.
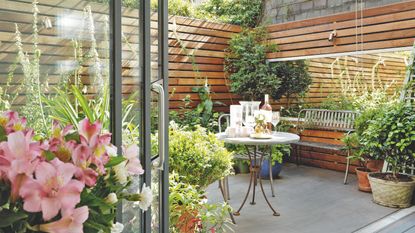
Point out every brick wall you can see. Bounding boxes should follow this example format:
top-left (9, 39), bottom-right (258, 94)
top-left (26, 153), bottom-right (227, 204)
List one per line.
top-left (263, 0), bottom-right (406, 24)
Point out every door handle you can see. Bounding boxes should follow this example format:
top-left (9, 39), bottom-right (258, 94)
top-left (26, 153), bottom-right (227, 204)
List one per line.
top-left (151, 83), bottom-right (165, 170)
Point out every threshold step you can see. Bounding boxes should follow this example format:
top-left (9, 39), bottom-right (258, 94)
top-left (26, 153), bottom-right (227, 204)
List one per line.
top-left (353, 206), bottom-right (415, 233)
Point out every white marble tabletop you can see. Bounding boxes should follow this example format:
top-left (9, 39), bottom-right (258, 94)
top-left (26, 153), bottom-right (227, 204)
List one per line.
top-left (216, 132), bottom-right (300, 146)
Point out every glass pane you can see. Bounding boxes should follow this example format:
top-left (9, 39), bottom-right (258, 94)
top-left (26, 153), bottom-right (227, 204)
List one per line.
top-left (0, 0), bottom-right (110, 132)
top-left (120, 1), bottom-right (143, 232)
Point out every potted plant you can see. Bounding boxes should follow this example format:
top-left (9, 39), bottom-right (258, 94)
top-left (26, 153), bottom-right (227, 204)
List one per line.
top-left (360, 103), bottom-right (415, 208)
top-left (343, 133), bottom-right (383, 192)
top-left (260, 144), bottom-right (291, 179)
top-left (224, 27), bottom-right (311, 103)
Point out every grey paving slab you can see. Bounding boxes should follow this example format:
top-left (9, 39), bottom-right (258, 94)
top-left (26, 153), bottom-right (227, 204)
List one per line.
top-left (206, 163), bottom-right (397, 233)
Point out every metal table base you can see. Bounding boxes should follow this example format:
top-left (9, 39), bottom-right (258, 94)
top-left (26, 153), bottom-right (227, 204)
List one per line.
top-left (233, 145), bottom-right (280, 217)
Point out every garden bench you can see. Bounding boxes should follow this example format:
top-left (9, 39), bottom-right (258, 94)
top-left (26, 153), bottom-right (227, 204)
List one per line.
top-left (292, 109), bottom-right (358, 184)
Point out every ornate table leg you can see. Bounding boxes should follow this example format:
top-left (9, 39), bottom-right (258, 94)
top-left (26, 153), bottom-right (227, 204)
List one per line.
top-left (251, 145), bottom-right (257, 205)
top-left (269, 146), bottom-right (275, 197)
top-left (233, 145), bottom-right (255, 216)
top-left (259, 150), bottom-right (280, 216)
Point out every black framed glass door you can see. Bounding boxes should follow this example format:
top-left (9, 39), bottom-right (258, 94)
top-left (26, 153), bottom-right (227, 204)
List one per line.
top-left (110, 0), bottom-right (169, 232)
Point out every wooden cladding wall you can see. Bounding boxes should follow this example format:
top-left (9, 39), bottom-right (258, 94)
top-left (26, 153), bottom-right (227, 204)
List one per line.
top-left (298, 53), bottom-right (406, 108)
top-left (266, 0), bottom-right (415, 60)
top-left (0, 0), bottom-right (408, 113)
top-left (0, 0), bottom-right (241, 112)
top-left (168, 17), bottom-right (241, 111)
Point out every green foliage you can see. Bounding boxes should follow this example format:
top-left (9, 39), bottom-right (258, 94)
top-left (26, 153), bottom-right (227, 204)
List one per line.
top-left (225, 27), bottom-right (310, 102)
top-left (151, 0), bottom-right (195, 16)
top-left (225, 27), bottom-right (279, 101)
top-left (44, 85), bottom-right (110, 130)
top-left (196, 0), bottom-right (263, 27)
top-left (169, 124), bottom-right (233, 188)
top-left (169, 173), bottom-right (234, 233)
top-left (270, 144), bottom-right (291, 165)
top-left (319, 95), bottom-right (354, 111)
top-left (321, 56), bottom-right (400, 111)
top-left (14, 3), bottom-right (49, 135)
top-left (271, 60), bottom-right (312, 106)
top-left (359, 103), bottom-right (415, 178)
top-left (169, 84), bottom-right (222, 132)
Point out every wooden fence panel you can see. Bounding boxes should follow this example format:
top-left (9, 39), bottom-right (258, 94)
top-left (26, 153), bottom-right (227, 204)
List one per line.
top-left (266, 0), bottom-right (415, 60)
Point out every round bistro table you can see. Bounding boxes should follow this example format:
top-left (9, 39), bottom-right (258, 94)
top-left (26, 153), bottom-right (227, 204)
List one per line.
top-left (217, 132), bottom-right (300, 216)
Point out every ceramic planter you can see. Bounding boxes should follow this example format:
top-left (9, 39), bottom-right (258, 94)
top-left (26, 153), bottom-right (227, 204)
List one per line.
top-left (259, 159), bottom-right (282, 179)
top-left (368, 173), bottom-right (415, 208)
top-left (355, 167), bottom-right (372, 192)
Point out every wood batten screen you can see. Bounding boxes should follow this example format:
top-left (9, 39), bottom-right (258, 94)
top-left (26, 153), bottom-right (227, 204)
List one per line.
top-left (266, 0), bottom-right (415, 61)
top-left (168, 16), bottom-right (241, 112)
top-left (0, 0), bottom-right (241, 112)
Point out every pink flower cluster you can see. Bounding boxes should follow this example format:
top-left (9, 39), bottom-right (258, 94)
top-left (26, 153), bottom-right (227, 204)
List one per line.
top-left (0, 112), bottom-right (143, 233)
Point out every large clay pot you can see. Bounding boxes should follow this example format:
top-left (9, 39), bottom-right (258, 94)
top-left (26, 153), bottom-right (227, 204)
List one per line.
top-left (366, 159), bottom-right (384, 172)
top-left (355, 167), bottom-right (372, 192)
top-left (368, 173), bottom-right (415, 208)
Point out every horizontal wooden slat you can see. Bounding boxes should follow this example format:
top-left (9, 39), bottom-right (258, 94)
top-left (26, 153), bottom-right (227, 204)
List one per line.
top-left (267, 0), bottom-right (415, 59)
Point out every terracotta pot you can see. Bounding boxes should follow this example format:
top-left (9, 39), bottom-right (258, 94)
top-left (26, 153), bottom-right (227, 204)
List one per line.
top-left (366, 159), bottom-right (384, 172)
top-left (368, 173), bottom-right (415, 208)
top-left (355, 167), bottom-right (372, 192)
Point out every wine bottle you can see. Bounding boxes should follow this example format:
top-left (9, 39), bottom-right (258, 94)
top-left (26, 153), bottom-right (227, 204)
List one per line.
top-left (261, 94), bottom-right (272, 132)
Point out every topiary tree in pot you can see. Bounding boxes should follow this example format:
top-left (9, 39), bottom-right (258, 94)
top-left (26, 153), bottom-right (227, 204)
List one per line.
top-left (359, 102), bottom-right (415, 208)
top-left (225, 27), bottom-right (280, 101)
top-left (224, 27), bottom-right (311, 104)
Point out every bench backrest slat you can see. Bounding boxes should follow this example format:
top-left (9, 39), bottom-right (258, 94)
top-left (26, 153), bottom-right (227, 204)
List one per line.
top-left (299, 109), bottom-right (357, 132)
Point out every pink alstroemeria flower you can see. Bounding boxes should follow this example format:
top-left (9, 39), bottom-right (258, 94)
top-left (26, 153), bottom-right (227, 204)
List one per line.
top-left (20, 159), bottom-right (84, 221)
top-left (0, 111), bottom-right (27, 134)
top-left (78, 118), bottom-right (101, 143)
top-left (123, 144), bottom-right (144, 175)
top-left (0, 131), bottom-right (42, 201)
top-left (72, 144), bottom-right (98, 187)
top-left (39, 206), bottom-right (89, 233)
top-left (78, 118), bottom-right (111, 173)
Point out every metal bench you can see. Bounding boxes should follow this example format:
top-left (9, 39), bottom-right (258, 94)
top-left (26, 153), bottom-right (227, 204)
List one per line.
top-left (292, 109), bottom-right (357, 184)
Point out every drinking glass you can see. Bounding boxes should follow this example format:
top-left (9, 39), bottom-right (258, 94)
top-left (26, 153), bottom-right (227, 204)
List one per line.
top-left (271, 111), bottom-right (280, 133)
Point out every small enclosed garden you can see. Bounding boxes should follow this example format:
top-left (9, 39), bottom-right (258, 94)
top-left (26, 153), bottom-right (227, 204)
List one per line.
top-left (0, 0), bottom-right (415, 233)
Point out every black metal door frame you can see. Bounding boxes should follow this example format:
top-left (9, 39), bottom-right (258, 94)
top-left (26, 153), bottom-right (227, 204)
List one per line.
top-left (109, 0), bottom-right (169, 232)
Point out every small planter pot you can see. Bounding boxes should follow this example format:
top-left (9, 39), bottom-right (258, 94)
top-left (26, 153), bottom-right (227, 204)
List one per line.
top-left (355, 167), bottom-right (372, 192)
top-left (368, 173), bottom-right (415, 208)
top-left (233, 159), bottom-right (249, 174)
top-left (259, 159), bottom-right (282, 179)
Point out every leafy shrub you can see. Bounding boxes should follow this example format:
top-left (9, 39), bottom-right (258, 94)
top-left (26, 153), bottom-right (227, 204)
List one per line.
top-left (196, 0), bottom-right (263, 27)
top-left (359, 103), bottom-right (415, 179)
top-left (271, 60), bottom-right (312, 106)
top-left (169, 124), bottom-right (233, 188)
top-left (225, 27), bottom-right (279, 101)
top-left (169, 173), bottom-right (234, 233)
top-left (321, 56), bottom-right (400, 111)
top-left (270, 144), bottom-right (291, 165)
top-left (169, 84), bottom-right (223, 132)
top-left (225, 27), bottom-right (311, 103)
